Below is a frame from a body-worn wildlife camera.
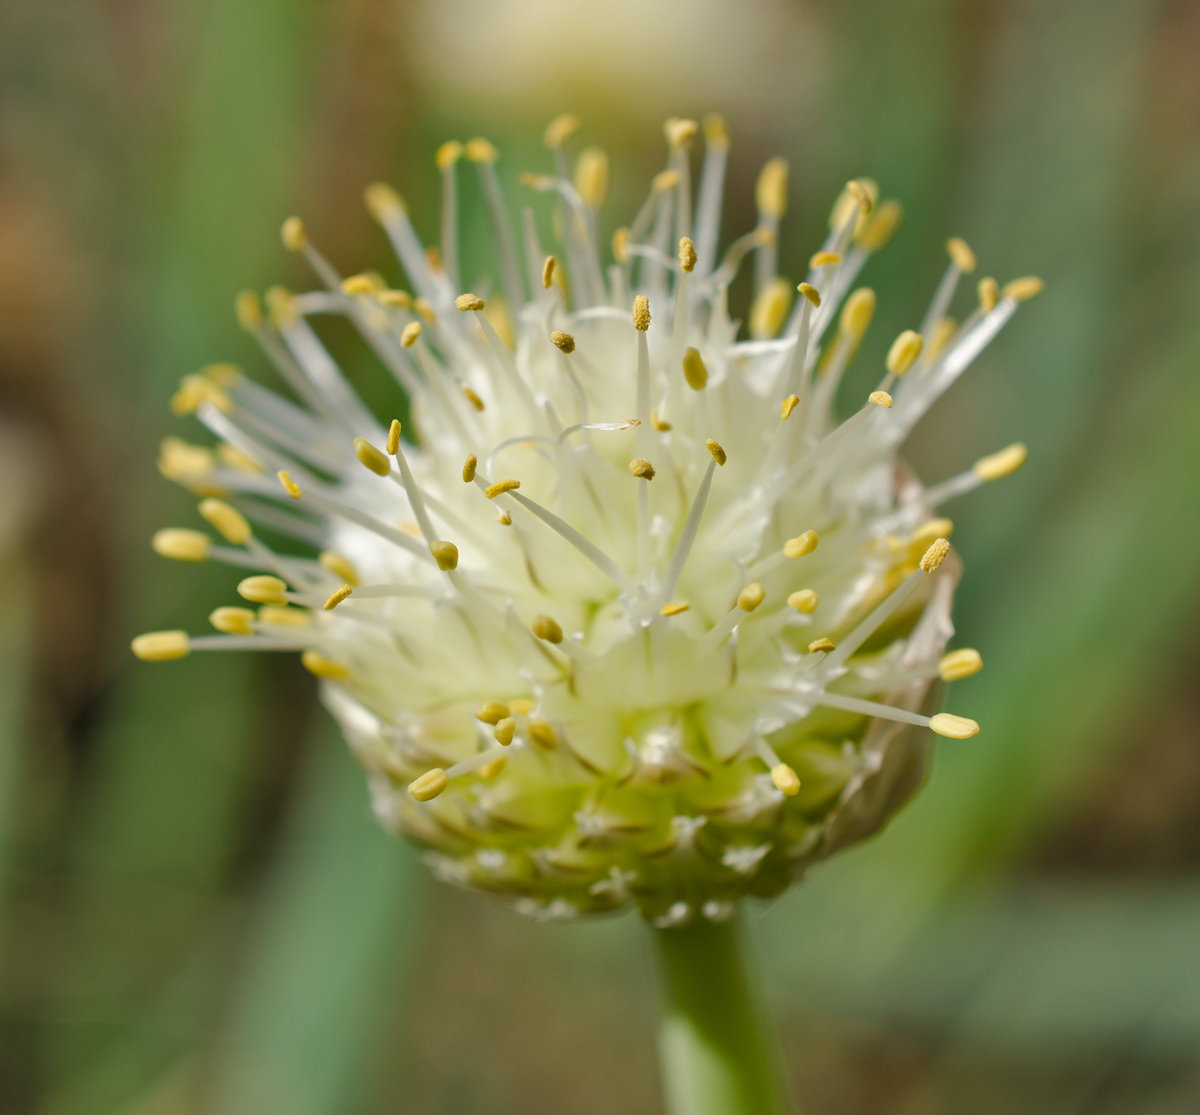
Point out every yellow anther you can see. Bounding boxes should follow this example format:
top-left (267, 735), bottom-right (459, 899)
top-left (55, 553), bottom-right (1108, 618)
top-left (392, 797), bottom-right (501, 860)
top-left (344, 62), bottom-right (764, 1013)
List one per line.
top-left (319, 552), bottom-right (358, 587)
top-left (364, 182), bottom-right (403, 220)
top-left (353, 437), bottom-right (391, 477)
top-left (839, 288), bottom-right (876, 340)
top-left (486, 479), bottom-right (520, 499)
top-left (198, 498), bottom-right (251, 545)
top-left (407, 768), bottom-right (449, 801)
top-left (919, 538), bottom-right (951, 572)
top-left (750, 277), bottom-right (793, 339)
top-left (945, 237), bottom-right (977, 273)
top-left (340, 274), bottom-right (375, 296)
top-left (532, 614), bottom-right (563, 643)
top-left (430, 541), bottom-right (459, 571)
top-left (464, 137), bottom-right (498, 163)
top-left (493, 717), bottom-right (516, 746)
top-left (480, 755), bottom-right (507, 779)
top-left (508, 698), bottom-right (535, 716)
top-left (629, 458), bottom-right (655, 481)
top-left (974, 442), bottom-right (1028, 482)
top-left (217, 444), bottom-right (260, 474)
top-left (651, 413), bottom-right (671, 431)
top-left (170, 373), bottom-right (232, 416)
top-left (379, 289), bottom-right (413, 309)
top-left (131, 631), bottom-right (190, 662)
top-left (400, 322), bottom-right (421, 348)
top-left (158, 438), bottom-right (216, 483)
top-left (455, 293), bottom-right (486, 312)
top-left (238, 575), bottom-right (288, 605)
top-left (661, 601), bottom-right (690, 616)
top-left (797, 282), bottom-right (820, 307)
top-left (550, 330), bottom-right (575, 354)
top-left (738, 583), bottom-right (765, 612)
top-left (808, 637), bottom-right (835, 654)
top-left (929, 713), bottom-right (979, 739)
top-left (152, 528), bottom-right (211, 562)
top-left (653, 169), bottom-right (681, 193)
top-left (778, 394), bottom-right (800, 421)
top-left (475, 701), bottom-right (510, 726)
top-left (528, 720), bottom-right (558, 752)
top-left (869, 390), bottom-right (893, 408)
top-left (463, 385), bottom-right (484, 411)
top-left (756, 157), bottom-right (789, 219)
top-left (324, 584), bottom-right (352, 610)
top-left (847, 178), bottom-right (877, 213)
top-left (281, 216), bottom-right (307, 252)
top-left (679, 236), bottom-right (697, 273)
top-left (857, 199), bottom-right (903, 252)
top-left (810, 250), bottom-right (841, 269)
top-left (460, 455), bottom-right (478, 484)
top-left (632, 294), bottom-right (651, 331)
top-left (574, 147), bottom-right (609, 208)
top-left (380, 422), bottom-right (399, 459)
top-left (939, 648), bottom-right (983, 682)
top-left (911, 518), bottom-right (954, 547)
top-left (770, 763), bottom-right (801, 796)
top-left (788, 589), bottom-right (818, 614)
top-left (928, 316), bottom-right (957, 359)
top-left (258, 605), bottom-right (310, 626)
top-left (542, 256), bottom-right (557, 290)
top-left (612, 227), bottom-right (630, 264)
top-left (277, 470), bottom-right (302, 499)
top-left (886, 329), bottom-right (924, 376)
top-left (301, 649), bottom-right (350, 680)
top-left (664, 117), bottom-right (698, 149)
top-left (236, 290), bottom-right (263, 330)
top-left (830, 178), bottom-right (878, 230)
top-left (1003, 276), bottom-right (1043, 302)
top-left (202, 362), bottom-right (241, 387)
top-left (784, 530), bottom-right (818, 558)
top-left (264, 286), bottom-right (299, 328)
top-left (544, 113), bottom-right (581, 148)
top-left (681, 346), bottom-right (708, 391)
top-left (706, 439), bottom-right (726, 466)
top-left (435, 139), bottom-right (463, 170)
top-left (978, 277), bottom-right (999, 313)
top-left (210, 606), bottom-right (256, 635)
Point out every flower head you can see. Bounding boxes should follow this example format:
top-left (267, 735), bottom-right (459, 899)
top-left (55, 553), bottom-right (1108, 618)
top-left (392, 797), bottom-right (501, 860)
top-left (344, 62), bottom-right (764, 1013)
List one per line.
top-left (137, 115), bottom-right (1037, 925)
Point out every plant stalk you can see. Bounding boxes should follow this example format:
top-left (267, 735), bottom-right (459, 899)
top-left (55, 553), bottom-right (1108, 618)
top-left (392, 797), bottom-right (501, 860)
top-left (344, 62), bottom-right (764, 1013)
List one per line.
top-left (652, 913), bottom-right (793, 1115)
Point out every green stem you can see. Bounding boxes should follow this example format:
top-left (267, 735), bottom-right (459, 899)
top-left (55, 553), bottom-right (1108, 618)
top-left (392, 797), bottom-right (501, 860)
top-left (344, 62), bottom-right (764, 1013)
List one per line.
top-left (652, 913), bottom-right (793, 1115)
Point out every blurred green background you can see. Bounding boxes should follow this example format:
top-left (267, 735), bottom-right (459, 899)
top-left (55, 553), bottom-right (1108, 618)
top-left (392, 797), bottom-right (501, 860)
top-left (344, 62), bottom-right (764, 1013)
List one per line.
top-left (2, 0), bottom-right (1199, 1111)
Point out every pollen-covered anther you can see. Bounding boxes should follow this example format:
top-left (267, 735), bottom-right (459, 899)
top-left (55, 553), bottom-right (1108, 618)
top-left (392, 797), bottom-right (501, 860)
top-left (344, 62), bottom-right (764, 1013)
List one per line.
top-left (542, 255), bottom-right (556, 289)
top-left (1003, 276), bottom-right (1043, 302)
top-left (528, 721), bottom-right (558, 752)
top-left (706, 439), bottom-right (726, 466)
top-left (682, 347), bottom-right (707, 390)
top-left (131, 631), bottom-right (190, 661)
top-left (463, 386), bottom-right (485, 411)
top-left (475, 701), bottom-right (509, 725)
top-left (280, 216), bottom-right (307, 251)
top-left (632, 295), bottom-right (651, 331)
top-left (324, 584), bottom-right (353, 611)
top-left (808, 637), bottom-right (835, 653)
top-left (277, 470), bottom-right (302, 499)
top-left (198, 499), bottom-right (251, 545)
top-left (455, 293), bottom-right (486, 312)
top-left (430, 541), bottom-right (459, 571)
top-left (210, 606), bottom-right (256, 635)
top-left (238, 575), bottom-right (288, 605)
top-left (341, 274), bottom-right (377, 296)
top-left (400, 322), bottom-right (421, 347)
top-left (678, 237), bottom-right (697, 273)
top-left (797, 282), bottom-right (820, 307)
top-left (665, 117), bottom-right (698, 149)
top-left (532, 615), bottom-right (563, 644)
top-left (408, 768), bottom-right (449, 802)
top-left (788, 590), bottom-right (818, 614)
top-left (738, 583), bottom-right (765, 612)
top-left (886, 330), bottom-right (924, 376)
top-left (939, 648), bottom-right (983, 681)
top-left (929, 713), bottom-right (980, 739)
top-left (919, 538), bottom-right (951, 572)
top-left (840, 288), bottom-right (876, 339)
top-left (869, 391), bottom-right (893, 408)
top-left (461, 455), bottom-right (478, 483)
top-left (550, 330), bottom-right (575, 354)
top-left (810, 251), bottom-right (841, 268)
top-left (770, 764), bottom-right (801, 796)
top-left (756, 157), bottom-right (788, 218)
top-left (384, 419), bottom-right (402, 455)
top-left (781, 394), bottom-right (800, 420)
top-left (301, 649), bottom-right (350, 680)
top-left (486, 479), bottom-right (520, 499)
top-left (493, 718), bottom-right (516, 746)
top-left (629, 458), bottom-right (655, 481)
top-left (152, 528), bottom-right (210, 562)
top-left (974, 442), bottom-right (1028, 481)
top-left (661, 601), bottom-right (690, 617)
top-left (784, 530), bottom-right (818, 558)
top-left (319, 552), bottom-right (358, 586)
top-left (946, 237), bottom-right (977, 273)
top-left (352, 436), bottom-right (391, 477)
top-left (978, 277), bottom-right (999, 312)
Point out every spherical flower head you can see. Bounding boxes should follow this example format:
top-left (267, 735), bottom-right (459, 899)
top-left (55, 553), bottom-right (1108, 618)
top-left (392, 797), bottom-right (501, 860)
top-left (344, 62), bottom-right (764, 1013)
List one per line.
top-left (139, 117), bottom-right (1038, 926)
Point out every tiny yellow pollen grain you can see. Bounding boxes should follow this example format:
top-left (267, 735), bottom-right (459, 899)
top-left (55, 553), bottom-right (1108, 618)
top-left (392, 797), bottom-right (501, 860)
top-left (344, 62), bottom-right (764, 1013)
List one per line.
top-left (706, 439), bottom-right (726, 466)
top-left (629, 458), bottom-right (655, 481)
top-left (486, 479), bottom-right (520, 499)
top-left (797, 282), bottom-right (820, 307)
top-left (738, 583), bottom-right (765, 612)
top-left (400, 321), bottom-right (421, 347)
top-left (462, 455), bottom-right (477, 483)
top-left (210, 606), bottom-right (256, 635)
top-left (810, 250), bottom-right (841, 268)
top-left (430, 541), bottom-right (459, 571)
top-left (198, 498), bottom-right (252, 545)
top-left (974, 442), bottom-right (1028, 481)
top-left (550, 330), bottom-right (575, 354)
top-left (435, 139), bottom-right (463, 170)
top-left (464, 137), bottom-right (499, 163)
top-left (131, 631), bottom-right (190, 662)
top-left (978, 277), bottom-right (999, 313)
top-left (929, 712), bottom-right (980, 739)
top-left (919, 538), bottom-right (951, 572)
top-left (939, 648), bottom-right (983, 682)
top-left (532, 614), bottom-right (563, 643)
top-left (493, 718), bottom-right (516, 746)
top-left (653, 169), bottom-right (681, 193)
top-left (277, 470), bottom-right (302, 499)
top-left (528, 720), bottom-right (558, 752)
top-left (632, 294), bottom-right (651, 331)
top-left (781, 394), bottom-right (800, 420)
top-left (651, 412), bottom-right (671, 431)
top-left (756, 157), bottom-right (788, 219)
top-left (574, 147), bottom-right (609, 208)
top-left (152, 528), bottom-right (211, 562)
top-left (808, 637), bottom-right (836, 654)
top-left (678, 236), bottom-right (697, 272)
top-left (324, 584), bottom-right (353, 611)
top-left (784, 530), bottom-right (818, 559)
top-left (542, 256), bottom-right (556, 290)
top-left (353, 436), bottom-right (391, 477)
top-left (857, 199), bottom-right (904, 252)
top-left (788, 589), bottom-right (818, 614)
top-left (364, 182), bottom-right (403, 220)
top-left (1003, 276), bottom-right (1043, 302)
top-left (319, 552), bottom-right (358, 587)
top-left (869, 390), bottom-right (893, 408)
top-left (771, 763), bottom-right (801, 796)
top-left (408, 768), bottom-right (449, 802)
top-left (544, 113), bottom-right (581, 148)
top-left (661, 601), bottom-right (690, 617)
top-left (301, 649), bottom-right (350, 681)
top-left (235, 290), bottom-right (263, 330)
top-left (455, 293), bottom-right (486, 312)
top-left (946, 237), bottom-right (977, 273)
top-left (238, 575), bottom-right (288, 605)
top-left (840, 288), bottom-right (876, 340)
top-left (682, 347), bottom-right (708, 391)
top-left (475, 701), bottom-right (510, 725)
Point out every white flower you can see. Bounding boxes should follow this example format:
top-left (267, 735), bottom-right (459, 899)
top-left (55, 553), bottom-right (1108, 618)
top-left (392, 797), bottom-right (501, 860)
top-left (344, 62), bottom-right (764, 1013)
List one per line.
top-left (135, 115), bottom-right (1038, 924)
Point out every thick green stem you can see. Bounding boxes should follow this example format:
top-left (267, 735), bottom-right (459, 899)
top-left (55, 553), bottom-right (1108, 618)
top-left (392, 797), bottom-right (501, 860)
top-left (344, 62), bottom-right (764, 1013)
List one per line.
top-left (652, 913), bottom-right (793, 1115)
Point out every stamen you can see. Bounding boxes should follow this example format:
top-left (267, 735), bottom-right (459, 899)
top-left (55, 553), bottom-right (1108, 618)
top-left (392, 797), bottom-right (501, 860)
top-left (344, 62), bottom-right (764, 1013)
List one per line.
top-left (543, 256), bottom-right (557, 290)
top-left (978, 278), bottom-right (999, 312)
top-left (532, 615), bottom-right (563, 643)
top-left (465, 138), bottom-right (527, 310)
top-left (749, 278), bottom-right (793, 339)
top-left (199, 499), bottom-right (252, 545)
top-left (781, 395), bottom-right (799, 420)
top-left (868, 391), bottom-right (893, 408)
top-left (662, 457), bottom-right (717, 597)
top-left (784, 531), bottom-right (818, 558)
top-left (788, 590), bottom-right (818, 613)
top-left (463, 455), bottom-right (478, 482)
top-left (324, 584), bottom-right (353, 610)
top-left (939, 648), bottom-right (982, 681)
top-left (238, 575), bottom-right (289, 605)
top-left (493, 718), bottom-right (516, 746)
top-left (210, 607), bottom-right (256, 635)
top-left (886, 330), bottom-right (923, 376)
top-left (683, 347), bottom-right (707, 390)
top-left (975, 442), bottom-right (1028, 481)
top-left (475, 701), bottom-right (509, 724)
top-left (430, 541), bottom-right (459, 571)
top-left (575, 147), bottom-right (609, 210)
top-left (661, 601), bottom-right (690, 616)
top-left (278, 470), bottom-right (302, 499)
top-left (354, 436), bottom-right (391, 477)
top-left (152, 529), bottom-right (211, 562)
top-left (629, 459), bottom-right (655, 480)
top-left (809, 637), bottom-right (835, 653)
top-left (857, 200), bottom-right (903, 252)
top-left (486, 479), bottom-right (520, 498)
top-left (1002, 276), bottom-right (1043, 301)
top-left (946, 237), bottom-right (977, 273)
top-left (817, 692), bottom-right (977, 738)
top-left (929, 713), bottom-right (980, 738)
top-left (408, 768), bottom-right (449, 802)
top-left (319, 552), bottom-right (358, 586)
top-left (131, 631), bottom-right (190, 661)
top-left (301, 650), bottom-right (350, 679)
